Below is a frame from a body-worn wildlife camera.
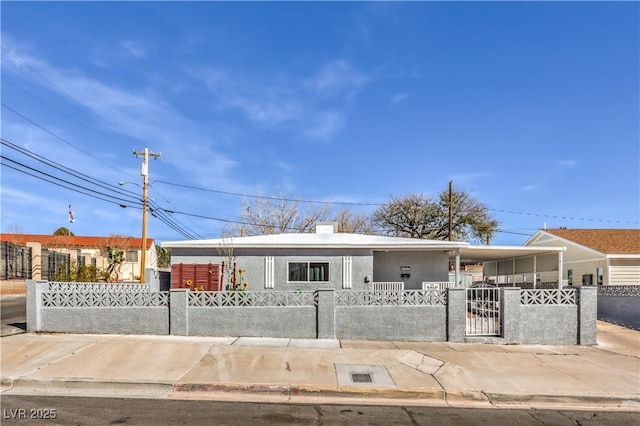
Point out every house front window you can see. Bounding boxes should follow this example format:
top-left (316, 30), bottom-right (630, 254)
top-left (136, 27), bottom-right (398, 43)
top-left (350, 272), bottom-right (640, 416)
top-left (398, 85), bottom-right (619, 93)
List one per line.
top-left (288, 262), bottom-right (329, 282)
top-left (567, 269), bottom-right (573, 286)
top-left (126, 250), bottom-right (138, 262)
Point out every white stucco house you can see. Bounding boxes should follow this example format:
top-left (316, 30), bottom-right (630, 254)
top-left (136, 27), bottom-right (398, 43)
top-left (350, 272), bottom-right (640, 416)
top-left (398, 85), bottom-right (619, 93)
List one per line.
top-left (162, 223), bottom-right (565, 291)
top-left (525, 228), bottom-right (640, 286)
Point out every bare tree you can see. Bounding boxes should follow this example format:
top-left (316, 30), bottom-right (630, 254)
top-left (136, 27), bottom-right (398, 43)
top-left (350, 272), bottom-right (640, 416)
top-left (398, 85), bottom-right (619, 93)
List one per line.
top-left (332, 209), bottom-right (376, 234)
top-left (373, 189), bottom-right (498, 243)
top-left (234, 191), bottom-right (331, 235)
top-left (217, 235), bottom-right (236, 290)
top-left (5, 224), bottom-right (24, 234)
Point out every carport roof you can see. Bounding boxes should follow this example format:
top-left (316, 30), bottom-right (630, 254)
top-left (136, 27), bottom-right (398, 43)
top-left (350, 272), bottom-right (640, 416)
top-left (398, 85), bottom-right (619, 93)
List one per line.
top-left (457, 245), bottom-right (565, 263)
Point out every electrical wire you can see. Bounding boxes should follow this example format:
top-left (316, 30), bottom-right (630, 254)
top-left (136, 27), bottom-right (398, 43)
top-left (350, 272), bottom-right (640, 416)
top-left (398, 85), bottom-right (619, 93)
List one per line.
top-left (153, 180), bottom-right (381, 206)
top-left (154, 180), bottom-right (639, 225)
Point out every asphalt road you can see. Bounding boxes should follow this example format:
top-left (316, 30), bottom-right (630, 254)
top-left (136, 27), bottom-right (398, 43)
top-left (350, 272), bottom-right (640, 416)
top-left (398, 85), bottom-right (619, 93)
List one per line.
top-left (1, 294), bottom-right (26, 337)
top-left (1, 395), bottom-right (639, 426)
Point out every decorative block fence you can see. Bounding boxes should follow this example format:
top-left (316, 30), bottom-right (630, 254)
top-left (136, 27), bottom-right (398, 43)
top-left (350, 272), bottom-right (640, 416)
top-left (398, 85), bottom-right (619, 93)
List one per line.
top-left (26, 280), bottom-right (597, 345)
top-left (597, 285), bottom-right (640, 330)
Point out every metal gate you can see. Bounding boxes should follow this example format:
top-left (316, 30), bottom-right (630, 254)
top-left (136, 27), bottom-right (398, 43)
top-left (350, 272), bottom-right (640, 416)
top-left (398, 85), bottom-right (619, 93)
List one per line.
top-left (466, 287), bottom-right (501, 336)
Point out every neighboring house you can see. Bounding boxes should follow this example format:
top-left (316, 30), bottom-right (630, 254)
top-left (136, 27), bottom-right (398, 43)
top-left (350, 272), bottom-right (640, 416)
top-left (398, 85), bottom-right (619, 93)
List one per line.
top-left (0, 234), bottom-right (156, 281)
top-left (162, 222), bottom-right (565, 291)
top-left (525, 229), bottom-right (640, 286)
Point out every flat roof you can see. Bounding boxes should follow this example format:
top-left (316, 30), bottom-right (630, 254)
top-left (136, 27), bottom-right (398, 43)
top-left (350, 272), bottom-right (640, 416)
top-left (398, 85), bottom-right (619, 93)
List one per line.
top-left (162, 232), bottom-right (469, 251)
top-left (163, 233), bottom-right (565, 262)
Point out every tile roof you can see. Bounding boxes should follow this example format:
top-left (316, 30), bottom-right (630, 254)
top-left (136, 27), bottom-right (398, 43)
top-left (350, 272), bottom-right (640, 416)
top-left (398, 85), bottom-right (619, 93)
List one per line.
top-left (544, 229), bottom-right (640, 255)
top-left (0, 234), bottom-right (154, 250)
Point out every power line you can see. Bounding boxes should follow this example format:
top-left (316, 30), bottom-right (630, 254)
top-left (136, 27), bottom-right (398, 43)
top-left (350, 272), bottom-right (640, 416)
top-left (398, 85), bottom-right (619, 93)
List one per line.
top-left (1, 138), bottom-right (140, 202)
top-left (1, 103), bottom-right (138, 181)
top-left (1, 155), bottom-right (141, 205)
top-left (1, 149), bottom-right (200, 239)
top-left (0, 160), bottom-right (139, 208)
top-left (2, 158), bottom-right (198, 240)
top-left (153, 180), bottom-right (382, 206)
top-left (154, 180), bottom-right (639, 225)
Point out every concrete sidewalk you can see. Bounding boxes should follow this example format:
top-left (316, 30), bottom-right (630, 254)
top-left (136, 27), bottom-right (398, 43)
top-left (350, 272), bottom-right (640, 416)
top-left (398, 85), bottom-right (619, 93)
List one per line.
top-left (1, 322), bottom-right (638, 409)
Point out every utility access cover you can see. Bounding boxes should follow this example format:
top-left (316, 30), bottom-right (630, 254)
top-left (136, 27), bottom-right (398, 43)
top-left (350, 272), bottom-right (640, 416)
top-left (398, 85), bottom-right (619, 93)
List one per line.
top-left (351, 373), bottom-right (372, 383)
top-left (335, 364), bottom-right (395, 388)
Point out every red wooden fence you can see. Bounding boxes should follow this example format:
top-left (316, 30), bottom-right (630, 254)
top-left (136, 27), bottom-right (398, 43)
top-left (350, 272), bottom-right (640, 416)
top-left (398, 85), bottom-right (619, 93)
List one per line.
top-left (171, 263), bottom-right (221, 291)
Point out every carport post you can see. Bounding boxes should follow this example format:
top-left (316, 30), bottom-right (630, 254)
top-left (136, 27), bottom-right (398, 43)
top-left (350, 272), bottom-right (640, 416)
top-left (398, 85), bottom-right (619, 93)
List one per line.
top-left (455, 248), bottom-right (460, 285)
top-left (557, 250), bottom-right (563, 288)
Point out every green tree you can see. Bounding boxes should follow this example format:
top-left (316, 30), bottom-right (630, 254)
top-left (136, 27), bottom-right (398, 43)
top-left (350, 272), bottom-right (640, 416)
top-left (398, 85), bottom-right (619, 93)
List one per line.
top-left (156, 246), bottom-right (171, 268)
top-left (53, 227), bottom-right (74, 236)
top-left (105, 246), bottom-right (125, 281)
top-left (53, 260), bottom-right (106, 282)
top-left (372, 189), bottom-right (498, 243)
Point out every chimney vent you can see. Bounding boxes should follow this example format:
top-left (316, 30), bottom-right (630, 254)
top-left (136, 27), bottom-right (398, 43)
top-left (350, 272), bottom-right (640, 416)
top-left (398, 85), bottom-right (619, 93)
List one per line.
top-left (315, 222), bottom-right (338, 234)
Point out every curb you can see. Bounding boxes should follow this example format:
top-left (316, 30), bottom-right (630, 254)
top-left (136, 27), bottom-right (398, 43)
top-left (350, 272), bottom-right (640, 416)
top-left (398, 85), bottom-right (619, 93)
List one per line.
top-left (483, 392), bottom-right (640, 409)
top-left (4, 378), bottom-right (640, 409)
top-left (174, 382), bottom-right (448, 401)
top-left (6, 378), bottom-right (174, 397)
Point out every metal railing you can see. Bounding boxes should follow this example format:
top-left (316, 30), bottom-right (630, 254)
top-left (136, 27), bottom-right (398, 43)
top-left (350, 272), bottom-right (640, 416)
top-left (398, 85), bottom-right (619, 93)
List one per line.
top-left (466, 287), bottom-right (501, 336)
top-left (372, 281), bottom-right (404, 291)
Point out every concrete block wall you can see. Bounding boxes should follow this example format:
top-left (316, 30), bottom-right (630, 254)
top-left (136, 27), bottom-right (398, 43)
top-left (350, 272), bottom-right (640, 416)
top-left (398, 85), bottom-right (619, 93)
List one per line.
top-left (27, 280), bottom-right (169, 335)
top-left (597, 286), bottom-right (640, 331)
top-left (26, 281), bottom-right (598, 344)
top-left (335, 305), bottom-right (446, 341)
top-left (598, 296), bottom-right (640, 330)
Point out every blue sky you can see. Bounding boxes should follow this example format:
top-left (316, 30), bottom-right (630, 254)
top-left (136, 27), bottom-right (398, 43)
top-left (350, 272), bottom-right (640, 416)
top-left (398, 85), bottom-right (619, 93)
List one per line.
top-left (1, 1), bottom-right (638, 246)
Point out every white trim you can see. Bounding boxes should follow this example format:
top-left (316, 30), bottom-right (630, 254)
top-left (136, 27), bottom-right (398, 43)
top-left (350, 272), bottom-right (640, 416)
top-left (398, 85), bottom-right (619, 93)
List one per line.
top-left (342, 256), bottom-right (352, 289)
top-left (526, 230), bottom-right (605, 257)
top-left (606, 254), bottom-right (640, 259)
top-left (264, 256), bottom-right (274, 289)
top-left (563, 258), bottom-right (608, 265)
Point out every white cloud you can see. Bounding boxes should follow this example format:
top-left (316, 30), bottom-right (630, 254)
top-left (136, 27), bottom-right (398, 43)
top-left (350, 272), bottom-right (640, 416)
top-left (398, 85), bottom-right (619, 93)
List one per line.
top-left (449, 172), bottom-right (491, 182)
top-left (307, 59), bottom-right (369, 99)
top-left (391, 93), bottom-right (408, 105)
top-left (2, 47), bottom-right (239, 188)
top-left (122, 40), bottom-right (147, 58)
top-left (198, 68), bottom-right (303, 125)
top-left (273, 161), bottom-right (295, 173)
top-left (305, 111), bottom-right (345, 141)
top-left (556, 159), bottom-right (578, 167)
top-left (194, 60), bottom-right (368, 140)
top-left (521, 185), bottom-right (536, 192)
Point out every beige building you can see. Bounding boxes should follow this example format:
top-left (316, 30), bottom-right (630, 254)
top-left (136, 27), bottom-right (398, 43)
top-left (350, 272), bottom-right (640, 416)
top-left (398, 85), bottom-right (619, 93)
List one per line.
top-left (0, 234), bottom-right (156, 282)
top-left (525, 229), bottom-right (640, 286)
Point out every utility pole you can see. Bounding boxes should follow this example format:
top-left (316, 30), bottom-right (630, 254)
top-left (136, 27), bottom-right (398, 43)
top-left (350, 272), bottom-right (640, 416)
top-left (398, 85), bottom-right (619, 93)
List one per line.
top-left (448, 180), bottom-right (453, 241)
top-left (132, 147), bottom-right (162, 284)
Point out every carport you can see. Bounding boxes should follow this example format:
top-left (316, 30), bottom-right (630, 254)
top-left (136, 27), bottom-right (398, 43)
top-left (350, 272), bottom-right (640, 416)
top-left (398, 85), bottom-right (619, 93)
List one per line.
top-left (448, 245), bottom-right (566, 288)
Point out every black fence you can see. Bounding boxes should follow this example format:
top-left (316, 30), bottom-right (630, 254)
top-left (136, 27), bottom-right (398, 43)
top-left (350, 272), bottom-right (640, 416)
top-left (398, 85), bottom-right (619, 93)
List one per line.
top-left (42, 249), bottom-right (71, 281)
top-left (1, 241), bottom-right (32, 280)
